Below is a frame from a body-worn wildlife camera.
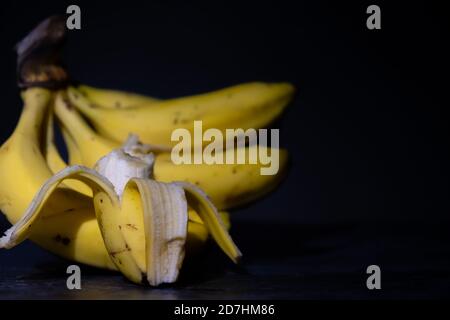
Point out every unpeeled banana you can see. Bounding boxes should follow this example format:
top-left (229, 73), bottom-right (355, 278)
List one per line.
top-left (54, 90), bottom-right (289, 209)
top-left (69, 82), bottom-right (294, 148)
top-left (0, 89), bottom-right (114, 269)
top-left (77, 84), bottom-right (160, 109)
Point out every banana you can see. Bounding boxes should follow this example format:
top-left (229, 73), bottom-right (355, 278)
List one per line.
top-left (154, 148), bottom-right (288, 208)
top-left (43, 105), bottom-right (67, 174)
top-left (54, 92), bottom-right (119, 167)
top-left (0, 133), bottom-right (241, 285)
top-left (78, 84), bottom-right (160, 109)
top-left (179, 182), bottom-right (241, 263)
top-left (0, 89), bottom-right (90, 223)
top-left (0, 88), bottom-right (236, 278)
top-left (0, 88), bottom-right (114, 269)
top-left (68, 82), bottom-right (294, 148)
top-left (43, 97), bottom-right (92, 196)
top-left (55, 91), bottom-right (288, 209)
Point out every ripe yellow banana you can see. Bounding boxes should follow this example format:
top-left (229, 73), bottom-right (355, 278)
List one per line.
top-left (68, 82), bottom-right (294, 148)
top-left (43, 107), bottom-right (67, 174)
top-left (78, 84), bottom-right (160, 109)
top-left (0, 88), bottom-right (236, 281)
top-left (43, 100), bottom-right (92, 196)
top-left (54, 92), bottom-right (119, 167)
top-left (0, 88), bottom-right (114, 269)
top-left (55, 90), bottom-right (288, 209)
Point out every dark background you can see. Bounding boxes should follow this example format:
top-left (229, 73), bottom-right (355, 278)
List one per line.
top-left (0, 0), bottom-right (449, 299)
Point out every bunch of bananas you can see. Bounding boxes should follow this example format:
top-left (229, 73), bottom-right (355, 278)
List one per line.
top-left (0, 17), bottom-right (294, 285)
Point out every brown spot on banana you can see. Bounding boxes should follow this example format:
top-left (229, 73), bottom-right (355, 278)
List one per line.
top-left (125, 224), bottom-right (138, 230)
top-left (53, 234), bottom-right (71, 246)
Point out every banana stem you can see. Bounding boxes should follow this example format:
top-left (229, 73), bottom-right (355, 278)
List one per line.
top-left (16, 16), bottom-right (69, 89)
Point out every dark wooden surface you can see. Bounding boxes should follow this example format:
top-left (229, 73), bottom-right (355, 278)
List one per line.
top-left (1, 220), bottom-right (449, 299)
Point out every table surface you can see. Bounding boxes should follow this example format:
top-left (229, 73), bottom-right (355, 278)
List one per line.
top-left (1, 220), bottom-right (449, 300)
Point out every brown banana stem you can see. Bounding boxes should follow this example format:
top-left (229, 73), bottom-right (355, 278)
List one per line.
top-left (16, 15), bottom-right (69, 89)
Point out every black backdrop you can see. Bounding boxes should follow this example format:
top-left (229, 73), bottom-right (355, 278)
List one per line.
top-left (0, 0), bottom-right (449, 298)
top-left (1, 0), bottom-right (447, 223)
